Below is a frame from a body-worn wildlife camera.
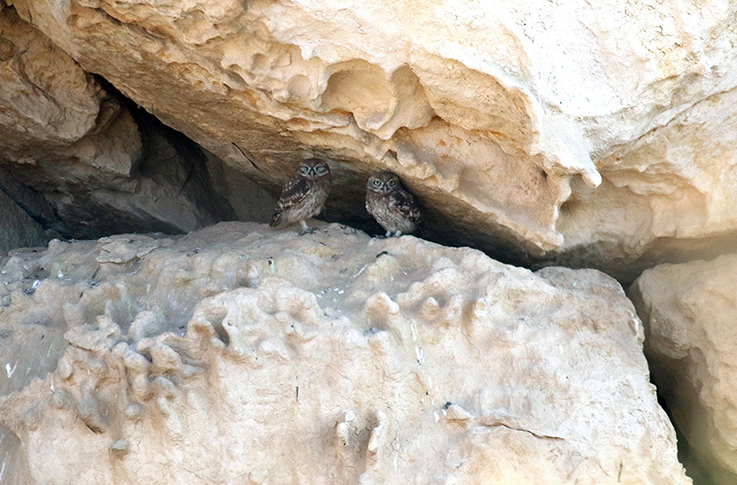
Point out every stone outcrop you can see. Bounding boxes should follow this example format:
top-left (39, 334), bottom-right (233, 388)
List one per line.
top-left (3, 0), bottom-right (737, 481)
top-left (0, 222), bottom-right (689, 484)
top-left (0, 0), bottom-right (734, 279)
top-left (630, 254), bottom-right (737, 485)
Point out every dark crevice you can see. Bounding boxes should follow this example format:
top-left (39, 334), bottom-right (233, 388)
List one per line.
top-left (0, 166), bottom-right (73, 239)
top-left (656, 391), bottom-right (715, 485)
top-left (96, 74), bottom-right (238, 223)
top-left (0, 74), bottom-right (242, 243)
top-left (88, 78), bottom-right (537, 270)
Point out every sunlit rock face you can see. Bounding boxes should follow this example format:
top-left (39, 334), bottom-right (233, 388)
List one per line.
top-left (0, 0), bottom-right (734, 279)
top-left (630, 255), bottom-right (737, 485)
top-left (0, 223), bottom-right (689, 484)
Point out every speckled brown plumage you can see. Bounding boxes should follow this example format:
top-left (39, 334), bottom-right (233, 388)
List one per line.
top-left (365, 171), bottom-right (421, 237)
top-left (270, 158), bottom-right (331, 231)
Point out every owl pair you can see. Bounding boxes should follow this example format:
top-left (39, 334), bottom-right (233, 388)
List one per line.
top-left (270, 159), bottom-right (420, 237)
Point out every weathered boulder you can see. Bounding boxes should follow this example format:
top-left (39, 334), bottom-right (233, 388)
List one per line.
top-left (630, 254), bottom-right (737, 485)
top-left (0, 223), bottom-right (689, 484)
top-left (1, 0), bottom-right (735, 279)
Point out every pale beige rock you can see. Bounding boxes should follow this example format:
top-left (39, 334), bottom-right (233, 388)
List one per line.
top-left (554, 86), bottom-right (737, 280)
top-left (630, 254), bottom-right (737, 485)
top-left (0, 5), bottom-right (102, 152)
top-left (4, 0), bottom-right (737, 278)
top-left (0, 222), bottom-right (689, 484)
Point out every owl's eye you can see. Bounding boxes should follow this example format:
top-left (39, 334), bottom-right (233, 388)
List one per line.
top-left (373, 180), bottom-right (382, 186)
top-left (299, 166), bottom-right (309, 174)
top-left (315, 165), bottom-right (327, 173)
top-left (388, 180), bottom-right (398, 187)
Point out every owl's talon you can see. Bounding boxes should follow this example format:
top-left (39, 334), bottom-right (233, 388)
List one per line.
top-left (298, 225), bottom-right (318, 236)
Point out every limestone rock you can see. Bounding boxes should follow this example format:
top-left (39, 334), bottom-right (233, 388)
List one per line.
top-left (630, 254), bottom-right (737, 485)
top-left (0, 5), bottom-right (102, 152)
top-left (3, 0), bottom-right (736, 278)
top-left (0, 222), bottom-right (689, 484)
top-left (0, 6), bottom-right (271, 242)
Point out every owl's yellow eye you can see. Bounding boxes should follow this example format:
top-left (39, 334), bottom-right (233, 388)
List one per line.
top-left (388, 180), bottom-right (398, 187)
top-left (373, 180), bottom-right (381, 186)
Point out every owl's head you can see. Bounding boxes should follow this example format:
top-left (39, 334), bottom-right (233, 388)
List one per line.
top-left (299, 158), bottom-right (330, 180)
top-left (367, 171), bottom-right (402, 194)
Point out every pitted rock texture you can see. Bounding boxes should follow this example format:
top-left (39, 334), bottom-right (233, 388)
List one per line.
top-left (1, 1), bottom-right (736, 279)
top-left (630, 254), bottom-right (737, 485)
top-left (0, 222), bottom-right (689, 484)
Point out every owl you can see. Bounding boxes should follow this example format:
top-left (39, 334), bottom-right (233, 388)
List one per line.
top-left (365, 171), bottom-right (421, 237)
top-left (270, 158), bottom-right (331, 232)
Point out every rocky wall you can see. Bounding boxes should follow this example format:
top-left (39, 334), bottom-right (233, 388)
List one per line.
top-left (0, 5), bottom-right (272, 240)
top-left (1, 0), bottom-right (734, 279)
top-left (2, 1), bottom-right (737, 483)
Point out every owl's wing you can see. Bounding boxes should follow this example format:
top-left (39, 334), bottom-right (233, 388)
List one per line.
top-left (270, 176), bottom-right (311, 227)
top-left (277, 176), bottom-right (310, 210)
top-left (391, 190), bottom-right (421, 223)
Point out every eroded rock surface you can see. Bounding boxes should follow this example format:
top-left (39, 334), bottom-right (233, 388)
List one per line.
top-left (0, 222), bottom-right (689, 484)
top-left (1, 1), bottom-right (735, 278)
top-left (630, 254), bottom-right (737, 485)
